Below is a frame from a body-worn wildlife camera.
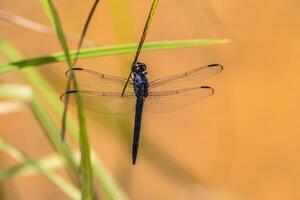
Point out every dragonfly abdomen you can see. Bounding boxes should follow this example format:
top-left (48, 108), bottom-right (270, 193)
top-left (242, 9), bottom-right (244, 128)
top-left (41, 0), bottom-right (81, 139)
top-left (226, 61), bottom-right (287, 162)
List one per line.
top-left (132, 97), bottom-right (145, 164)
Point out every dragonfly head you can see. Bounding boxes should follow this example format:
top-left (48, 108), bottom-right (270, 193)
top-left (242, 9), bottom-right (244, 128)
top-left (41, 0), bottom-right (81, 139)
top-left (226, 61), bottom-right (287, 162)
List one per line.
top-left (132, 62), bottom-right (147, 74)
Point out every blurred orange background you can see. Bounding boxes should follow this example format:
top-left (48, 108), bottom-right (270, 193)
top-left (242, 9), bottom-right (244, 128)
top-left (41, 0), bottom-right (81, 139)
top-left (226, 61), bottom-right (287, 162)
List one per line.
top-left (0, 0), bottom-right (299, 199)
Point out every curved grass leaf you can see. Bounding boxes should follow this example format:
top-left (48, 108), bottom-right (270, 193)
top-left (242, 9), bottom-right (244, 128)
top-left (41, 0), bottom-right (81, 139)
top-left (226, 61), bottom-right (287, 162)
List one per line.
top-left (0, 153), bottom-right (73, 180)
top-left (39, 0), bottom-right (94, 199)
top-left (0, 150), bottom-right (128, 200)
top-left (0, 37), bottom-right (128, 200)
top-left (0, 138), bottom-right (81, 200)
top-left (31, 97), bottom-right (81, 183)
top-left (0, 38), bottom-right (80, 186)
top-left (0, 39), bottom-right (229, 73)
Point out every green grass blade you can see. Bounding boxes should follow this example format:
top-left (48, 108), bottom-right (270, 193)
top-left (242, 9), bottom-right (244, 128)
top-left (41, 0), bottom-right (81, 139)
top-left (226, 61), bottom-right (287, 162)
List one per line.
top-left (0, 84), bottom-right (32, 100)
top-left (0, 37), bottom-right (128, 200)
top-left (0, 36), bottom-right (80, 186)
top-left (39, 0), bottom-right (72, 66)
top-left (0, 138), bottom-right (81, 200)
top-left (0, 37), bottom-right (80, 139)
top-left (0, 153), bottom-right (75, 180)
top-left (40, 1), bottom-right (94, 198)
top-left (30, 97), bottom-right (81, 183)
top-left (0, 151), bottom-right (128, 200)
top-left (0, 39), bottom-right (229, 73)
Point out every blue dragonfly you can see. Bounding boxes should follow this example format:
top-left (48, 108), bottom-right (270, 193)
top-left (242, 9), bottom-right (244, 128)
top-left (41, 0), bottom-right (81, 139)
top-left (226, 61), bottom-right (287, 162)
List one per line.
top-left (60, 0), bottom-right (224, 165)
top-left (60, 62), bottom-right (223, 164)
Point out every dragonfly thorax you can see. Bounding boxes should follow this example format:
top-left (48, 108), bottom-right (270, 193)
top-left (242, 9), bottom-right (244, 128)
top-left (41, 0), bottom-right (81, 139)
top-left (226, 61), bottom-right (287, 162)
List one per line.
top-left (132, 62), bottom-right (149, 98)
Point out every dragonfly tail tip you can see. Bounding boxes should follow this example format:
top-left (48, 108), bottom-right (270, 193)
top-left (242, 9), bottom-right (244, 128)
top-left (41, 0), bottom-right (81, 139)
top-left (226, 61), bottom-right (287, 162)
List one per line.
top-left (132, 159), bottom-right (136, 165)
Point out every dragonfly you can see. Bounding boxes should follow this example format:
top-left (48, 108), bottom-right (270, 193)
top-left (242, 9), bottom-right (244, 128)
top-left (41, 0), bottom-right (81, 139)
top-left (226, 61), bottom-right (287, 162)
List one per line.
top-left (60, 0), bottom-right (224, 165)
top-left (60, 62), bottom-right (223, 164)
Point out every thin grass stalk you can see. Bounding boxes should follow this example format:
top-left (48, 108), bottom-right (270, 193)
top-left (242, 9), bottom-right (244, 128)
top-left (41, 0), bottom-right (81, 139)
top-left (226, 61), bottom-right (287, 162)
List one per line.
top-left (62, 0), bottom-right (100, 141)
top-left (39, 1), bottom-right (93, 198)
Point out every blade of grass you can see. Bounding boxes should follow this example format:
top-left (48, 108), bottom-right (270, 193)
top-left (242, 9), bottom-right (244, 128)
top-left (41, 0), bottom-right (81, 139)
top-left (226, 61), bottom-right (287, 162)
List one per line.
top-left (0, 152), bottom-right (76, 180)
top-left (0, 10), bottom-right (95, 46)
top-left (72, 0), bottom-right (100, 66)
top-left (0, 137), bottom-right (81, 200)
top-left (133, 0), bottom-right (159, 64)
top-left (0, 37), bottom-right (128, 200)
top-left (30, 96), bottom-right (81, 183)
top-left (0, 39), bottom-right (229, 73)
top-left (40, 1), bottom-right (94, 198)
top-left (0, 150), bottom-right (128, 200)
top-left (62, 0), bottom-right (100, 142)
top-left (0, 36), bottom-right (80, 139)
top-left (39, 0), bottom-right (72, 66)
top-left (0, 38), bottom-right (80, 187)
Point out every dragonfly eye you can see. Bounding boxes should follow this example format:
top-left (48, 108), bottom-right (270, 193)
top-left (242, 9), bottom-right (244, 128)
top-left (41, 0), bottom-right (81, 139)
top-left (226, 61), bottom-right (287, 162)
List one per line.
top-left (141, 64), bottom-right (147, 71)
top-left (132, 62), bottom-right (147, 73)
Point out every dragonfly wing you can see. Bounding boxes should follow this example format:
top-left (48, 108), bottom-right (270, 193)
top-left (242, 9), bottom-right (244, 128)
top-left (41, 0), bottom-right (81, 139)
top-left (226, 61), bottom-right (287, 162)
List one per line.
top-left (60, 90), bottom-right (136, 114)
top-left (66, 68), bottom-right (134, 92)
top-left (149, 64), bottom-right (222, 91)
top-left (144, 86), bottom-right (214, 113)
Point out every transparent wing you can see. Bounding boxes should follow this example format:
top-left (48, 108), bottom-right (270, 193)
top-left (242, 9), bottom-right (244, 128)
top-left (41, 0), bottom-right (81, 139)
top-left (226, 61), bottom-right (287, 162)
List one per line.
top-left (66, 68), bottom-right (134, 92)
top-left (60, 90), bottom-right (136, 114)
top-left (144, 86), bottom-right (214, 113)
top-left (149, 64), bottom-right (222, 91)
